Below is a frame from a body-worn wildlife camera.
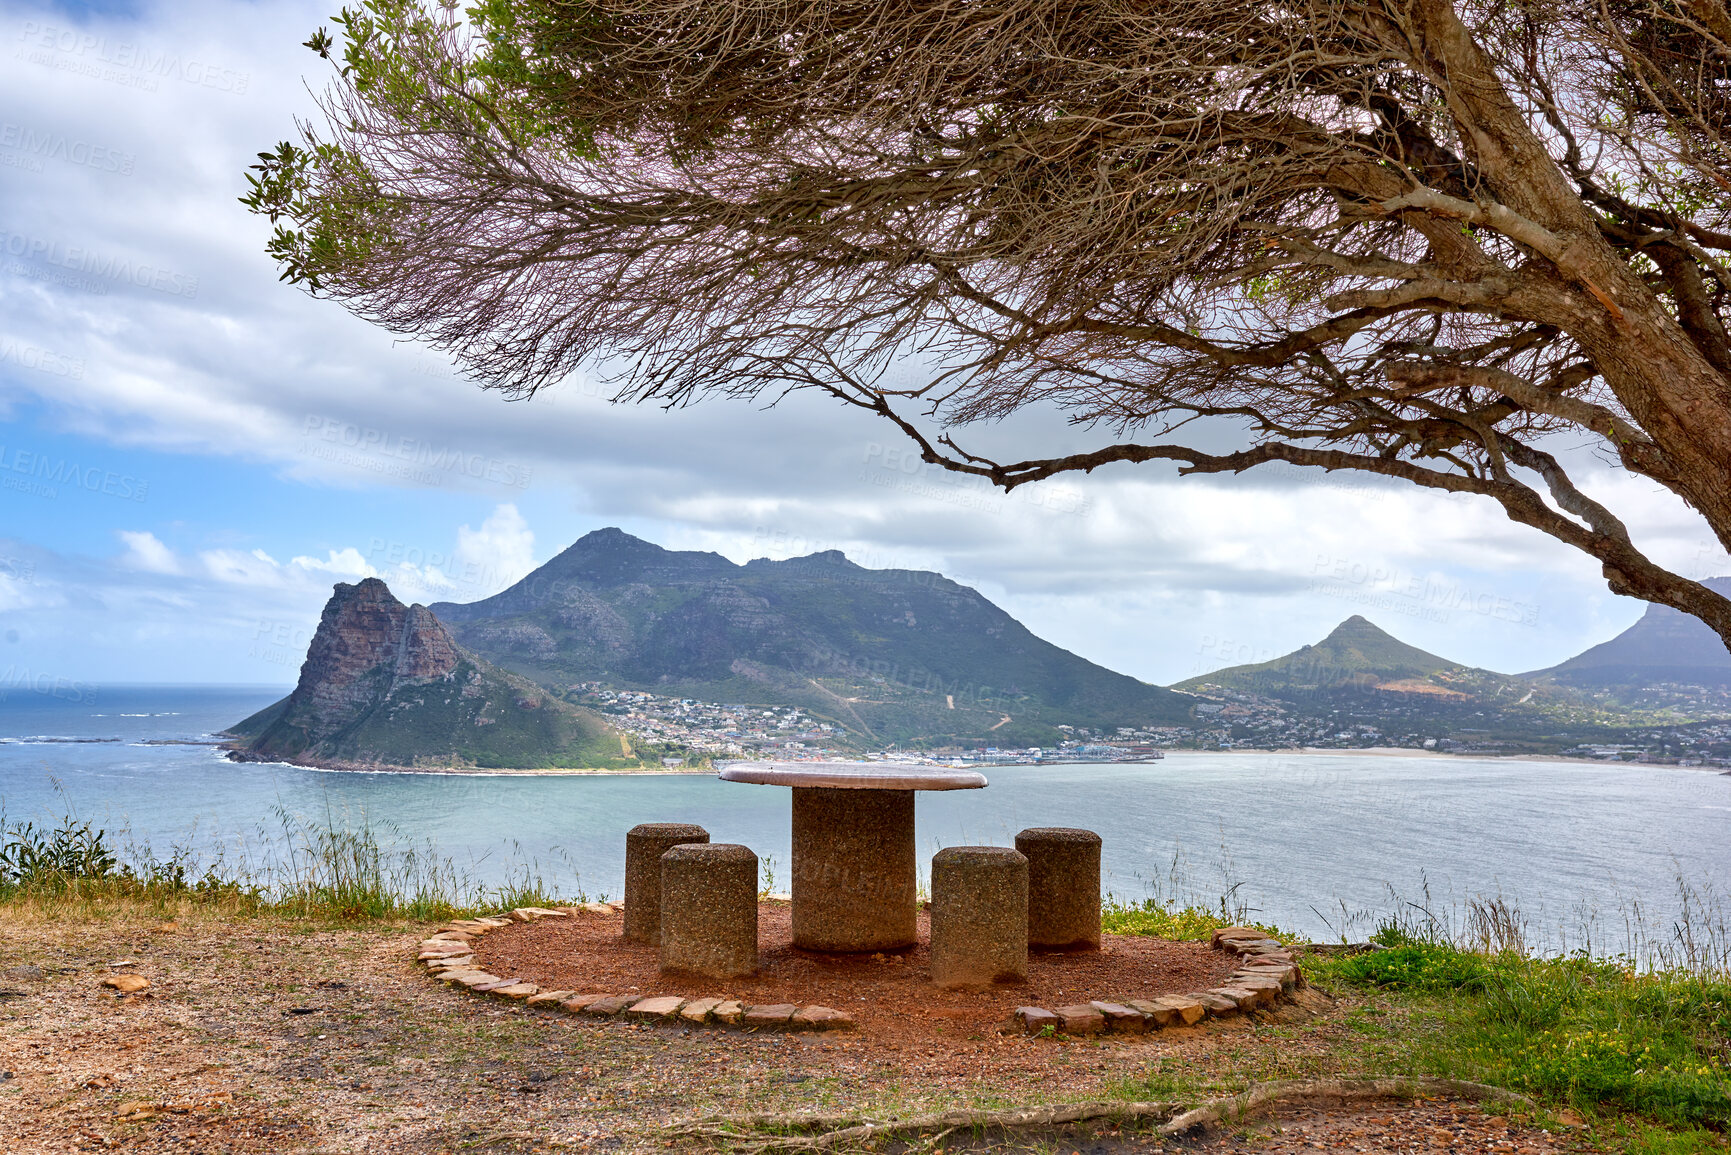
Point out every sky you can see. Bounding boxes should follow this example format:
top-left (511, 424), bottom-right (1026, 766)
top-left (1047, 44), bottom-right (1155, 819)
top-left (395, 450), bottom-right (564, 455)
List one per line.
top-left (2, 0), bottom-right (1728, 695)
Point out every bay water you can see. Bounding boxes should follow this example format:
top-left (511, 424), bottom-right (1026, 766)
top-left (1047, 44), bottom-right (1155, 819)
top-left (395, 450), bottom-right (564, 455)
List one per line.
top-left (3, 685), bottom-right (1728, 947)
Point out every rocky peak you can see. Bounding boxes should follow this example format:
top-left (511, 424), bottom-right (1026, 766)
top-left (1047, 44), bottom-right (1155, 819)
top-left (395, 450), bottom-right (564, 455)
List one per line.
top-left (433, 527), bottom-right (737, 622)
top-left (1532, 575), bottom-right (1731, 680)
top-left (283, 578), bottom-right (461, 743)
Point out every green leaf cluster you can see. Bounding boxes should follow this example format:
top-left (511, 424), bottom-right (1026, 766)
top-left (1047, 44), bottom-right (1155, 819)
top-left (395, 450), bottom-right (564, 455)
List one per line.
top-left (240, 1), bottom-right (601, 292)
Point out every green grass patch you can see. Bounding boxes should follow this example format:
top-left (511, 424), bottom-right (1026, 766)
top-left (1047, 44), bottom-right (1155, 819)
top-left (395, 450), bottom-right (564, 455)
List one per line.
top-left (1104, 902), bottom-right (1730, 1148)
top-left (1101, 894), bottom-right (1289, 942)
top-left (1304, 940), bottom-right (1731, 1134)
top-left (1325, 941), bottom-right (1490, 992)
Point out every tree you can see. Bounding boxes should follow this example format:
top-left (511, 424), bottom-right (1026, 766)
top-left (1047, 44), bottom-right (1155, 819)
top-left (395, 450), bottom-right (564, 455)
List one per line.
top-left (244, 0), bottom-right (1731, 648)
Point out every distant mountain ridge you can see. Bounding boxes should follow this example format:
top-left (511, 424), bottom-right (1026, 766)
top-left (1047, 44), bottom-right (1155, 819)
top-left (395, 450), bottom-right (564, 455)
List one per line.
top-left (226, 577), bottom-right (636, 770)
top-left (428, 527), bottom-right (1194, 744)
top-left (1172, 610), bottom-right (1731, 752)
top-left (1526, 576), bottom-right (1731, 687)
top-left (1172, 615), bottom-right (1467, 695)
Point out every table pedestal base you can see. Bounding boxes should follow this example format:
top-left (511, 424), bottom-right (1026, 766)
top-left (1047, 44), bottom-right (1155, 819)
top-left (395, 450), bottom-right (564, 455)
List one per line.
top-left (791, 787), bottom-right (916, 951)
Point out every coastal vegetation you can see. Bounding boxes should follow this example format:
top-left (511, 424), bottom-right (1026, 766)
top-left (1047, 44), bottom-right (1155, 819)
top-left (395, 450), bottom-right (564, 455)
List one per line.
top-left (0, 803), bottom-right (568, 923)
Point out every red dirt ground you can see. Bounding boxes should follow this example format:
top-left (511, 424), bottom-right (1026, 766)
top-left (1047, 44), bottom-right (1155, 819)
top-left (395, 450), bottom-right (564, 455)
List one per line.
top-left (468, 904), bottom-right (1239, 1044)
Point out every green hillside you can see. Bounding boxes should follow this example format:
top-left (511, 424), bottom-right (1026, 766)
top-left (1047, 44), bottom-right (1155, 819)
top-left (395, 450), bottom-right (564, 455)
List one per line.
top-left (1172, 614), bottom-right (1690, 751)
top-left (1173, 615), bottom-right (1459, 694)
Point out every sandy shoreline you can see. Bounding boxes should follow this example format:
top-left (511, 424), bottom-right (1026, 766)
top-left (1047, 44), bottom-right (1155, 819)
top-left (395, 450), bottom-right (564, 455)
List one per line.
top-left (1162, 746), bottom-right (1731, 772)
top-left (299, 765), bottom-right (719, 777)
top-left (286, 762), bottom-right (716, 778)
top-left (218, 746), bottom-right (1730, 777)
top-left (1163, 745), bottom-right (1450, 760)
top-left (217, 746), bottom-right (717, 777)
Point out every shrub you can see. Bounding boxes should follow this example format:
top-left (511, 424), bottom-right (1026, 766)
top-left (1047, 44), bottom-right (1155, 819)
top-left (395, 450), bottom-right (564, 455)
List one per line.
top-left (1328, 942), bottom-right (1490, 993)
top-left (1100, 896), bottom-right (1286, 942)
top-left (0, 817), bottom-right (118, 891)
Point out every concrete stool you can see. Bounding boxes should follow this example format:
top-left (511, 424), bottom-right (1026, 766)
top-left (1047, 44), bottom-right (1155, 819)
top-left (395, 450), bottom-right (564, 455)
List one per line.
top-left (1015, 827), bottom-right (1101, 950)
top-left (624, 823), bottom-right (709, 945)
top-left (658, 843), bottom-right (758, 979)
top-left (929, 846), bottom-right (1028, 989)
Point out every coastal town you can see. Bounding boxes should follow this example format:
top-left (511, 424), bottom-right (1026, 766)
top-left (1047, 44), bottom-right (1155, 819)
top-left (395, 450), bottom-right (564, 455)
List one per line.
top-left (569, 684), bottom-right (1731, 769)
top-left (571, 684), bottom-right (1171, 763)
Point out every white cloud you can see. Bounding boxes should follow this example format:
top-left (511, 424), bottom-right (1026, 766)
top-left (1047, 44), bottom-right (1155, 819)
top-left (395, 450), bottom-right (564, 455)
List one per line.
top-left (378, 563), bottom-right (458, 603)
top-left (198, 547), bottom-right (287, 587)
top-left (453, 504), bottom-right (535, 596)
top-left (0, 544), bottom-right (49, 613)
top-left (0, 509), bottom-right (541, 682)
top-left (288, 547), bottom-right (374, 579)
top-left (116, 530), bottom-right (181, 574)
top-left (0, 0), bottom-right (1720, 685)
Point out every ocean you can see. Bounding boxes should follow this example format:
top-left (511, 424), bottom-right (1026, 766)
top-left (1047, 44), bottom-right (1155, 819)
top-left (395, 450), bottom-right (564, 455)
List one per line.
top-left (2, 685), bottom-right (1728, 946)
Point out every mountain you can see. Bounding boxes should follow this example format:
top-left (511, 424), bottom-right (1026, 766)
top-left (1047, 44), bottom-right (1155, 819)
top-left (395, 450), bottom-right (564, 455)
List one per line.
top-left (226, 578), bottom-right (638, 770)
top-left (1173, 615), bottom-right (1466, 696)
top-left (1169, 615), bottom-right (1650, 752)
top-left (427, 527), bottom-right (1195, 745)
top-left (1526, 577), bottom-right (1731, 688)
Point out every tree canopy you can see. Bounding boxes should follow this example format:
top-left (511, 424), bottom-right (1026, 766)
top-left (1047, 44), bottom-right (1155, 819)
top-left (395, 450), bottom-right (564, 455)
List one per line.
top-left (244, 0), bottom-right (1731, 649)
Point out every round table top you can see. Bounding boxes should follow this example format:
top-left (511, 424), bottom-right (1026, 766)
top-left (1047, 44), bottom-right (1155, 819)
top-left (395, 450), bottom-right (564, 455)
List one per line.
top-left (717, 761), bottom-right (988, 791)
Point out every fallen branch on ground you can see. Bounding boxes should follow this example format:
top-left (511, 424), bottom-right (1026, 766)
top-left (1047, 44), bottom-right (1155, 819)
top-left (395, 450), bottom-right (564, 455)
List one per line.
top-left (664, 1077), bottom-right (1536, 1150)
top-left (1157, 1077), bottom-right (1536, 1136)
top-left (456, 1131), bottom-right (577, 1150)
top-left (663, 1101), bottom-right (1176, 1151)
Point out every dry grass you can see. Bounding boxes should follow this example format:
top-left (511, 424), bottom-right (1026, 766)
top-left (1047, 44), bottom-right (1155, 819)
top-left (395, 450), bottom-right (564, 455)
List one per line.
top-left (0, 899), bottom-right (1206, 1153)
top-left (0, 896), bottom-right (1676, 1155)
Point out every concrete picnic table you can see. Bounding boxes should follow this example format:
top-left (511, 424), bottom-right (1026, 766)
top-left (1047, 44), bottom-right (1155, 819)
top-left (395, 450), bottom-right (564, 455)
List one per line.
top-left (717, 761), bottom-right (988, 951)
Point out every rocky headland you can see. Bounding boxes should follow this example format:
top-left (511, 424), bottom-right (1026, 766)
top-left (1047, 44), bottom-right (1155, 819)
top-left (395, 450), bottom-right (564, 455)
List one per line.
top-left (224, 577), bottom-right (639, 772)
